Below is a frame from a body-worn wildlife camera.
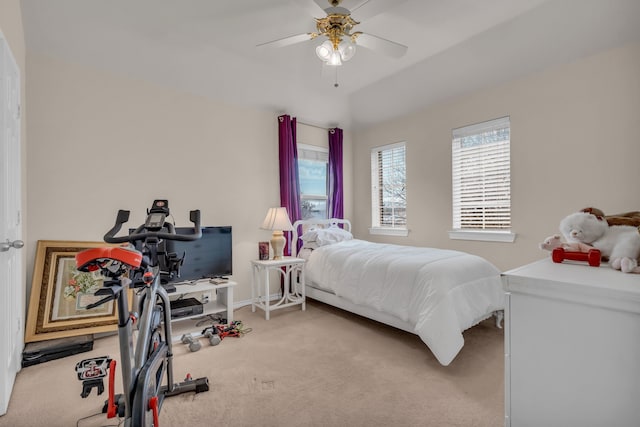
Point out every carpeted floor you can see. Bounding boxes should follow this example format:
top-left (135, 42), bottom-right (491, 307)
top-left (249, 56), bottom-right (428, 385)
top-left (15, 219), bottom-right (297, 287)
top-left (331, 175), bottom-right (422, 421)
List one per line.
top-left (0, 300), bottom-right (504, 427)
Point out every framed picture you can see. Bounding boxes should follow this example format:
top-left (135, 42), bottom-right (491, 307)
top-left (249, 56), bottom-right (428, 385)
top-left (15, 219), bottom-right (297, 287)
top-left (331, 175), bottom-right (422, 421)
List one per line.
top-left (258, 241), bottom-right (270, 260)
top-left (25, 240), bottom-right (129, 342)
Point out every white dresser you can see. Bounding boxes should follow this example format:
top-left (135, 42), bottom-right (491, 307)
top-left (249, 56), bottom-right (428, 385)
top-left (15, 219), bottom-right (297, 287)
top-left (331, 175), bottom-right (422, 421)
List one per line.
top-left (502, 258), bottom-right (640, 427)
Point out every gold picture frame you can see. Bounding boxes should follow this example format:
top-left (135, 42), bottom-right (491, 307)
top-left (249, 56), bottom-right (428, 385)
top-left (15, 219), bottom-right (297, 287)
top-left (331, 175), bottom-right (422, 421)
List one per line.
top-left (25, 240), bottom-right (129, 342)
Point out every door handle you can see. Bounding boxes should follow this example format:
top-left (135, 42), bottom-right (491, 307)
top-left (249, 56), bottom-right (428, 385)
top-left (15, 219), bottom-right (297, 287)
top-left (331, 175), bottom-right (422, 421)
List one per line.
top-left (1, 239), bottom-right (24, 252)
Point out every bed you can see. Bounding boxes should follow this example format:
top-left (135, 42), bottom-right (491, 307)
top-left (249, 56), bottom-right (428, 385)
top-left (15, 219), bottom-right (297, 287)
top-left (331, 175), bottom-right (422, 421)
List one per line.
top-left (292, 218), bottom-right (505, 366)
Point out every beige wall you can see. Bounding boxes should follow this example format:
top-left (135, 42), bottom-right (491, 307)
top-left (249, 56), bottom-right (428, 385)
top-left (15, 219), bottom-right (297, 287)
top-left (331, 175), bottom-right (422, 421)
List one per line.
top-left (352, 42), bottom-right (640, 272)
top-left (21, 32), bottom-right (639, 303)
top-left (25, 54), bottom-right (352, 303)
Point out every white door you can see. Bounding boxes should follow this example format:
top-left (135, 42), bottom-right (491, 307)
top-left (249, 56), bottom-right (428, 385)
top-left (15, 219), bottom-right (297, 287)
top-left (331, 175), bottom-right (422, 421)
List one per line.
top-left (0, 30), bottom-right (23, 416)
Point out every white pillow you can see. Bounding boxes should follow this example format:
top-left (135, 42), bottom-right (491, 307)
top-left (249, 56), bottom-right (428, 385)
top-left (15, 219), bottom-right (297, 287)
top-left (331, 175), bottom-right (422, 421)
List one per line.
top-left (301, 225), bottom-right (353, 247)
top-left (300, 227), bottom-right (320, 243)
top-left (315, 226), bottom-right (353, 246)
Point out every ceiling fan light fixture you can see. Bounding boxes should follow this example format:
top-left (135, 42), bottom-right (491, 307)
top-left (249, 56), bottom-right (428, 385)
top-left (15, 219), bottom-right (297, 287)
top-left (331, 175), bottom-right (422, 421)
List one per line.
top-left (338, 40), bottom-right (356, 61)
top-left (316, 40), bottom-right (333, 61)
top-left (258, 1), bottom-right (408, 81)
top-left (327, 50), bottom-right (343, 66)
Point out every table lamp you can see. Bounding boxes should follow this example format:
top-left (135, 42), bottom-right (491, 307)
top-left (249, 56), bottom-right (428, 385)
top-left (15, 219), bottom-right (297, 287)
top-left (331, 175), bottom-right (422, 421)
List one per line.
top-left (261, 207), bottom-right (294, 260)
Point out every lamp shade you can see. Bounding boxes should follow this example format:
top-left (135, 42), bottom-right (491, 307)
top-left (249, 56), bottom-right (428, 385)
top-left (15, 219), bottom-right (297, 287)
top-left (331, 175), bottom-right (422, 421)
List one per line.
top-left (261, 207), bottom-right (293, 231)
top-left (261, 207), bottom-right (294, 260)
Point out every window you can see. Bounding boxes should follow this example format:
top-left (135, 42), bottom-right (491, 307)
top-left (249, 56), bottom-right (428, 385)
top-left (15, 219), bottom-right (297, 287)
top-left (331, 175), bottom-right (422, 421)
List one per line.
top-left (450, 116), bottom-right (515, 242)
top-left (370, 142), bottom-right (407, 236)
top-left (298, 144), bottom-right (328, 220)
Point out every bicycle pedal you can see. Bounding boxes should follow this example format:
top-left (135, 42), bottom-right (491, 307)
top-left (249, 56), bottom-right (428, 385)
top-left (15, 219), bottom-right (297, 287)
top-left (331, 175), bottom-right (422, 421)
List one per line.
top-left (102, 394), bottom-right (126, 417)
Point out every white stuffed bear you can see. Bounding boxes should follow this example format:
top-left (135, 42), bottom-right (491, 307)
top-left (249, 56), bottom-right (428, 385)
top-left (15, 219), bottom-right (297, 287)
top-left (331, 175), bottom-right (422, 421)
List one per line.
top-left (559, 211), bottom-right (640, 273)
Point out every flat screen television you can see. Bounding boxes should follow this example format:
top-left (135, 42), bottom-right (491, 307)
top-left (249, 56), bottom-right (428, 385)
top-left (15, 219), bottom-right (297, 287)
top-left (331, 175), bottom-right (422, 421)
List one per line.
top-left (169, 226), bottom-right (232, 283)
top-left (130, 226), bottom-right (232, 284)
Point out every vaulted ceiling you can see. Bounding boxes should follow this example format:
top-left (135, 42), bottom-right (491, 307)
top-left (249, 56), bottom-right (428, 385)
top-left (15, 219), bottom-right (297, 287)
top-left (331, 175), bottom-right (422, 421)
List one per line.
top-left (20, 0), bottom-right (640, 130)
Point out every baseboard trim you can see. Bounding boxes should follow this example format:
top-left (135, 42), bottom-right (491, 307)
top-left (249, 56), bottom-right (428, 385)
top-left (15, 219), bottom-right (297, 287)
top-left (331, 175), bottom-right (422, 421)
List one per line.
top-left (233, 293), bottom-right (281, 309)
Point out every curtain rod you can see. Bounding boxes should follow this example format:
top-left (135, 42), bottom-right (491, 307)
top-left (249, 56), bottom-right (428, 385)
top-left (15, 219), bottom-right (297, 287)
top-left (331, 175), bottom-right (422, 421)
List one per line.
top-left (297, 120), bottom-right (329, 130)
top-left (279, 113), bottom-right (338, 130)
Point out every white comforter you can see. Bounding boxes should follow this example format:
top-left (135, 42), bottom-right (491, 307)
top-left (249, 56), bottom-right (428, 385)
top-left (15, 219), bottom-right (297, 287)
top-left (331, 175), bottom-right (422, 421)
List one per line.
top-left (304, 239), bottom-right (504, 365)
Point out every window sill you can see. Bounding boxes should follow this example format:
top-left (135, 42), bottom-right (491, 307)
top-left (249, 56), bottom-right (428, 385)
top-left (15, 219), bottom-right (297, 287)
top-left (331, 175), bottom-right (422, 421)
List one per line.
top-left (369, 227), bottom-right (409, 237)
top-left (448, 230), bottom-right (516, 243)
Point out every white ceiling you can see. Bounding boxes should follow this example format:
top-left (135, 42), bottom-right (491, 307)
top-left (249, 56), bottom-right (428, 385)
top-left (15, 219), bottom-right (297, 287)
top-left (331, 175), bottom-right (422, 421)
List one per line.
top-left (20, 0), bottom-right (640, 130)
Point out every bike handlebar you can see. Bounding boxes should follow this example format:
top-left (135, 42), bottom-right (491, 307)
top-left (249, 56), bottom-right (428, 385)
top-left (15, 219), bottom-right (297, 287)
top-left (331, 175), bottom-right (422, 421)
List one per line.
top-left (103, 209), bottom-right (202, 244)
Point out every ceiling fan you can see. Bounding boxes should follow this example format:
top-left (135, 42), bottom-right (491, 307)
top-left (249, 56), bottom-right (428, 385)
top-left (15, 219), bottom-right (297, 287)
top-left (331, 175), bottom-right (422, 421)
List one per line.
top-left (257, 0), bottom-right (408, 66)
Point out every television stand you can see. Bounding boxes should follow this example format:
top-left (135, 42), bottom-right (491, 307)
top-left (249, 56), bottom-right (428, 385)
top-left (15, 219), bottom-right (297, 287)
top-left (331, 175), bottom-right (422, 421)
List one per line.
top-left (168, 280), bottom-right (236, 342)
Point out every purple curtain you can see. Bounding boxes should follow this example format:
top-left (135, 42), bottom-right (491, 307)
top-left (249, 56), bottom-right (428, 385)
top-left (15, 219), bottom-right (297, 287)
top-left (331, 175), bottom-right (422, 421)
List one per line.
top-left (278, 115), bottom-right (302, 256)
top-left (328, 127), bottom-right (344, 219)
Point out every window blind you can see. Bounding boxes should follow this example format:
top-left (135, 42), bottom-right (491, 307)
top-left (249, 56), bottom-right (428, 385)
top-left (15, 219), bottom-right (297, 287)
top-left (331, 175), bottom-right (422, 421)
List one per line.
top-left (452, 117), bottom-right (511, 231)
top-left (371, 142), bottom-right (406, 228)
top-left (298, 144), bottom-right (328, 163)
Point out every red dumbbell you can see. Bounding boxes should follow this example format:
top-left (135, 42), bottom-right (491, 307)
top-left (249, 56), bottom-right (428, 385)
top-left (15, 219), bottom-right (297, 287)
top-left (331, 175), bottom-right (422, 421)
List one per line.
top-left (551, 247), bottom-right (601, 267)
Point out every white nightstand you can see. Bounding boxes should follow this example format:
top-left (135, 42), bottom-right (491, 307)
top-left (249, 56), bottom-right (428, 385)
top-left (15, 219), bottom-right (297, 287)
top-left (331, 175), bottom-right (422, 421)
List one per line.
top-left (250, 257), bottom-right (305, 320)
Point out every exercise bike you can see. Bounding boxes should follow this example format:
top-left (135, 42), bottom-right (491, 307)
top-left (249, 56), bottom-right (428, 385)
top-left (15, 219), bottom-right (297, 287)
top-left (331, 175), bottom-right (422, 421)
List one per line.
top-left (74, 200), bottom-right (209, 427)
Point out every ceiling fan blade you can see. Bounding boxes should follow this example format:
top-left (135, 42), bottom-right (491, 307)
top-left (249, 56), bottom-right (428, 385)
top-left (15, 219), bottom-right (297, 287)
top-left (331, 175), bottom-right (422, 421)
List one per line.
top-left (291, 0), bottom-right (328, 16)
top-left (256, 33), bottom-right (312, 48)
top-left (350, 0), bottom-right (406, 21)
top-left (310, 0), bottom-right (351, 15)
top-left (312, 0), bottom-right (330, 11)
top-left (355, 33), bottom-right (407, 58)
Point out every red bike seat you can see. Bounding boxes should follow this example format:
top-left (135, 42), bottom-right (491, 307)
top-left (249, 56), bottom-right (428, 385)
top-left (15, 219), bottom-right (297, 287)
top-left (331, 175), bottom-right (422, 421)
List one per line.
top-left (76, 246), bottom-right (143, 272)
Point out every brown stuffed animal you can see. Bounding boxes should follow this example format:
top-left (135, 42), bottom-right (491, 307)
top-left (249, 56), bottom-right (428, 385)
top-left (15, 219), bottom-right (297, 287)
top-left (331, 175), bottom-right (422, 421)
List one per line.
top-left (582, 207), bottom-right (640, 227)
